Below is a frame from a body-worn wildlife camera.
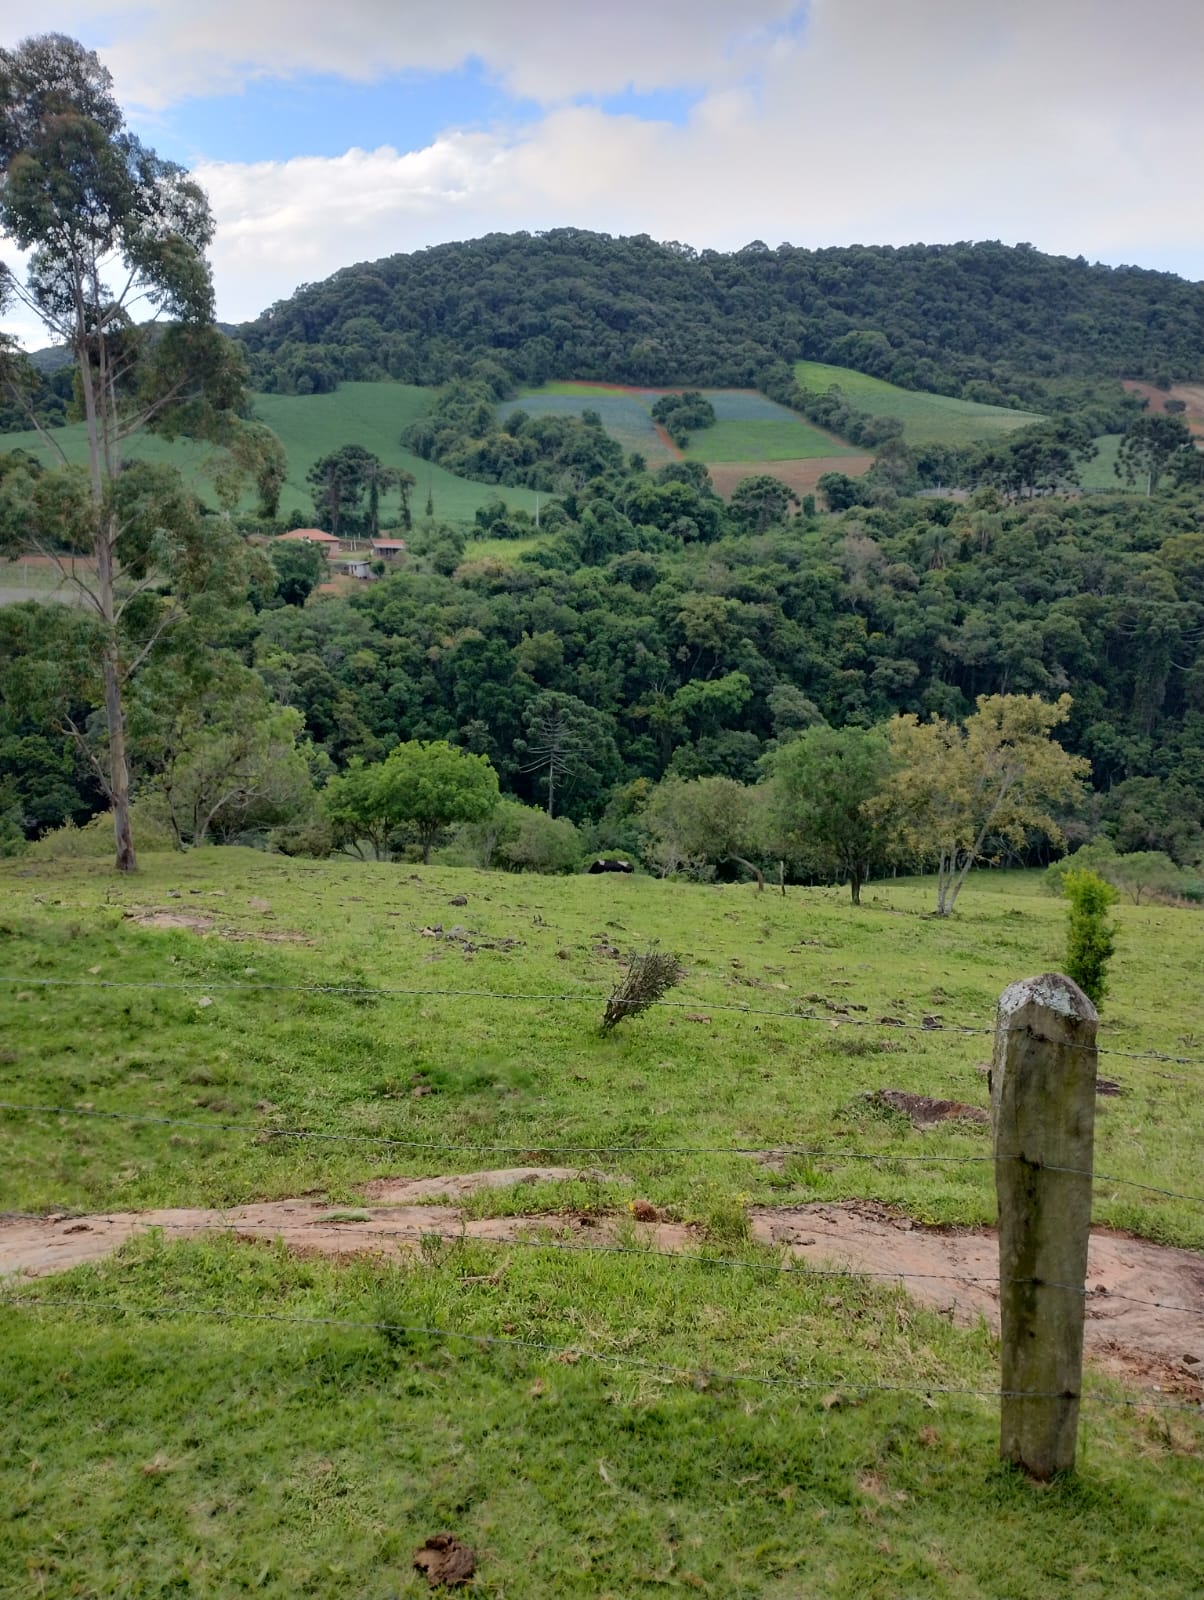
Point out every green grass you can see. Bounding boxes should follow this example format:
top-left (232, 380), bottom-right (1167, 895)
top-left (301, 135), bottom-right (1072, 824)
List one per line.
top-left (794, 363), bottom-right (1045, 447)
top-left (1, 851), bottom-right (1201, 1594)
top-left (1, 383), bottom-right (542, 528)
top-left (504, 383), bottom-right (859, 465)
top-left (1079, 434), bottom-right (1137, 493)
top-left (683, 419), bottom-right (855, 463)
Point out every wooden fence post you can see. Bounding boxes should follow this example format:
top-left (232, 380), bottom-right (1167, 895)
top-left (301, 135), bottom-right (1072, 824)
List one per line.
top-left (991, 973), bottom-right (1098, 1479)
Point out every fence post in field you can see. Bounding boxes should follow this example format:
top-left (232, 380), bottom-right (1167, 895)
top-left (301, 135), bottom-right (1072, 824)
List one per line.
top-left (991, 973), bottom-right (1098, 1479)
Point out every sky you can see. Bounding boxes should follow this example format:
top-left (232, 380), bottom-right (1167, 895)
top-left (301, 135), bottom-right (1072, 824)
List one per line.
top-left (2, 0), bottom-right (1203, 348)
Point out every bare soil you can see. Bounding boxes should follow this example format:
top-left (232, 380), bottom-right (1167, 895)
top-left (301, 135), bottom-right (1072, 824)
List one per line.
top-left (3, 1174), bottom-right (1200, 1393)
top-left (1122, 380), bottom-right (1204, 438)
top-left (706, 454), bottom-right (875, 501)
top-left (126, 908), bottom-right (311, 943)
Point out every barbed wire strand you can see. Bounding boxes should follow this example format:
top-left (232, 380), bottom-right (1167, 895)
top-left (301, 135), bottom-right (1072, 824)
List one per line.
top-left (1, 1100), bottom-right (1202, 1206)
top-left (2, 1293), bottom-right (1198, 1413)
top-left (2, 973), bottom-right (1201, 1069)
top-left (2, 1099), bottom-right (1202, 1205)
top-left (6, 1210), bottom-right (1198, 1318)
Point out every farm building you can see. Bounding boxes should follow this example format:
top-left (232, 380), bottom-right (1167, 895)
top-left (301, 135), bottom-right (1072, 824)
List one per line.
top-left (276, 528), bottom-right (340, 555)
top-left (372, 538), bottom-right (407, 561)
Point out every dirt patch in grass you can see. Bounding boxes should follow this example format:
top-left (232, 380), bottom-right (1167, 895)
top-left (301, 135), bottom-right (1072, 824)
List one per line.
top-left (362, 1166), bottom-right (614, 1202)
top-left (125, 908), bottom-right (311, 943)
top-left (706, 453), bottom-right (874, 501)
top-left (3, 1184), bottom-right (1200, 1390)
top-left (750, 1202), bottom-right (1204, 1394)
top-left (127, 909), bottom-right (217, 933)
top-left (868, 1090), bottom-right (990, 1128)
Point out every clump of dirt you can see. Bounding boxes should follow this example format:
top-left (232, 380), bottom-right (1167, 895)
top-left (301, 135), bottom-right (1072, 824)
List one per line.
top-left (361, 1167), bottom-right (613, 1203)
top-left (414, 1533), bottom-right (475, 1587)
top-left (419, 924), bottom-right (522, 953)
top-left (127, 909), bottom-right (215, 933)
top-left (868, 1090), bottom-right (989, 1128)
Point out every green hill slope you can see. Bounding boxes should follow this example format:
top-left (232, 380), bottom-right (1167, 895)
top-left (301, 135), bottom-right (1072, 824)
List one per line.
top-left (794, 361), bottom-right (1045, 447)
top-left (1, 383), bottom-right (541, 525)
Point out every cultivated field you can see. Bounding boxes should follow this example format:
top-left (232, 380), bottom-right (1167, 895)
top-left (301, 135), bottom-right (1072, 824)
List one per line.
top-left (1, 850), bottom-right (1201, 1594)
top-left (1, 382), bottom-right (541, 527)
top-left (503, 383), bottom-right (864, 463)
top-left (794, 362), bottom-right (1045, 447)
top-left (1122, 379), bottom-right (1204, 439)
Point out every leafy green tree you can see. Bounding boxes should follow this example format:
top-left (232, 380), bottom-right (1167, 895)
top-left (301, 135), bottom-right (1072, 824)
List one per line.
top-left (729, 474), bottom-right (798, 532)
top-left (1063, 869), bottom-right (1118, 1006)
top-left (500, 807), bottom-right (582, 873)
top-left (880, 693), bottom-right (1089, 916)
top-left (270, 538), bottom-right (326, 607)
top-left (641, 775), bottom-right (764, 885)
top-left (1101, 850), bottom-right (1182, 905)
top-left (1116, 413), bottom-right (1195, 496)
top-left (762, 724), bottom-right (897, 904)
top-left (152, 699), bottom-right (314, 846)
top-left (375, 739), bottom-right (499, 863)
top-left (0, 33), bottom-right (248, 870)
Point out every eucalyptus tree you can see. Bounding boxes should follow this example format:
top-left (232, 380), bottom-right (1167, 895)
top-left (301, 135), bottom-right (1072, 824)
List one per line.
top-left (0, 33), bottom-right (251, 870)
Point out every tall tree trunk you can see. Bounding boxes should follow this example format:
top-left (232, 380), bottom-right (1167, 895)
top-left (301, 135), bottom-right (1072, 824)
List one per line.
top-left (96, 506), bottom-right (137, 872)
top-left (850, 867), bottom-right (862, 905)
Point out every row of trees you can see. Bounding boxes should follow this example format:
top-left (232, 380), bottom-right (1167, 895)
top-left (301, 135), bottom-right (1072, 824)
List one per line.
top-left (641, 695), bottom-right (1086, 914)
top-left (288, 695), bottom-right (1086, 916)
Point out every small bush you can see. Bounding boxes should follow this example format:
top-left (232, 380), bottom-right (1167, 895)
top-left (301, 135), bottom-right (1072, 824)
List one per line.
top-left (1043, 836), bottom-right (1118, 894)
top-left (500, 809), bottom-right (581, 875)
top-left (26, 804), bottom-right (176, 861)
top-left (1063, 869), bottom-right (1118, 1007)
top-left (601, 948), bottom-right (685, 1034)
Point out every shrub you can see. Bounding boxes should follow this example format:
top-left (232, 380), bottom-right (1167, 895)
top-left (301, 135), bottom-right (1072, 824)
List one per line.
top-left (500, 809), bottom-right (581, 874)
top-left (1042, 836), bottom-right (1118, 894)
top-left (26, 804), bottom-right (177, 860)
top-left (1063, 869), bottom-right (1118, 1007)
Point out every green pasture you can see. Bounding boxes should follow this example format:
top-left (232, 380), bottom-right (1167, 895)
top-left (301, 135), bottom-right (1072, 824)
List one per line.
top-left (1, 851), bottom-right (1201, 1595)
top-left (1, 382), bottom-right (541, 527)
top-left (505, 383), bottom-right (857, 465)
top-left (794, 362), bottom-right (1045, 447)
top-left (1, 852), bottom-right (1199, 1238)
top-left (2, 850), bottom-right (1203, 1595)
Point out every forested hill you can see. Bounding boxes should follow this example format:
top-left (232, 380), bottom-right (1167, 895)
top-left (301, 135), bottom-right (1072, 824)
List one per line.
top-left (237, 231), bottom-right (1204, 406)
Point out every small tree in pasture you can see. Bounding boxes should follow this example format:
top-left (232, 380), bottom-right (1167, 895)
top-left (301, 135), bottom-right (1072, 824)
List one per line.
top-left (1063, 869), bottom-right (1118, 1006)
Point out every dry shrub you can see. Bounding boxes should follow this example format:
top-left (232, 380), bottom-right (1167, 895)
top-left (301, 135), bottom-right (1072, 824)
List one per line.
top-left (601, 947), bottom-right (684, 1034)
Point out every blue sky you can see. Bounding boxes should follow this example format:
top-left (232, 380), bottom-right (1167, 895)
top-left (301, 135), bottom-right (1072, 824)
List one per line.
top-left (2, 0), bottom-right (1202, 340)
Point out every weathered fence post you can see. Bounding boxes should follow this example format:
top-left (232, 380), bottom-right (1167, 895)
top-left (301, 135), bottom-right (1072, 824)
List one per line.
top-left (991, 973), bottom-right (1098, 1479)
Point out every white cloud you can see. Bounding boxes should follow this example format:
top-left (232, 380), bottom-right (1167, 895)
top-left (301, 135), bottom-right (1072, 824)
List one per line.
top-left (3, 0), bottom-right (1202, 340)
top-left (192, 0), bottom-right (1204, 324)
top-left (26, 0), bottom-right (804, 109)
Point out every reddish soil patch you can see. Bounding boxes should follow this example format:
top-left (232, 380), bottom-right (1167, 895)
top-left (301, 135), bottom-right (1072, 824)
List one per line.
top-left (1122, 380), bottom-right (1204, 439)
top-left (3, 1178), bottom-right (1201, 1390)
top-left (706, 454), bottom-right (874, 501)
top-left (869, 1090), bottom-right (989, 1128)
top-left (750, 1202), bottom-right (1204, 1393)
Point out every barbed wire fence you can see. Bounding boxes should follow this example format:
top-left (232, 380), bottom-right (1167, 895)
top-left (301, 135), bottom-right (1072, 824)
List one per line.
top-left (1, 969), bottom-right (1202, 1444)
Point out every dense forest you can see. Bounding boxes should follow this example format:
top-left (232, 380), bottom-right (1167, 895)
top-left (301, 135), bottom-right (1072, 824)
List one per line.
top-left (5, 467), bottom-right (1203, 870)
top-left (3, 219), bottom-right (1204, 880)
top-left (236, 231), bottom-right (1204, 410)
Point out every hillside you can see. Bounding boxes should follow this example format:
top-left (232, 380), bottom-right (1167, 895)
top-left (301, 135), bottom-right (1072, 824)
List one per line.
top-left (794, 361), bottom-right (1046, 446)
top-left (0, 382), bottom-right (541, 524)
top-left (1, 849), bottom-right (1201, 1593)
top-left (237, 230), bottom-right (1204, 408)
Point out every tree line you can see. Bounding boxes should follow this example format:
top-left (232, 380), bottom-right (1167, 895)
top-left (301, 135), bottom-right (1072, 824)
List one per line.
top-left (231, 230), bottom-right (1204, 418)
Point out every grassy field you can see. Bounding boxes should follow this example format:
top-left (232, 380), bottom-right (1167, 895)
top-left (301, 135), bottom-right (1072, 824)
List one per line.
top-left (1, 851), bottom-right (1201, 1595)
top-left (1, 382), bottom-right (541, 527)
top-left (794, 363), bottom-right (1045, 448)
top-left (502, 383), bottom-right (861, 466)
